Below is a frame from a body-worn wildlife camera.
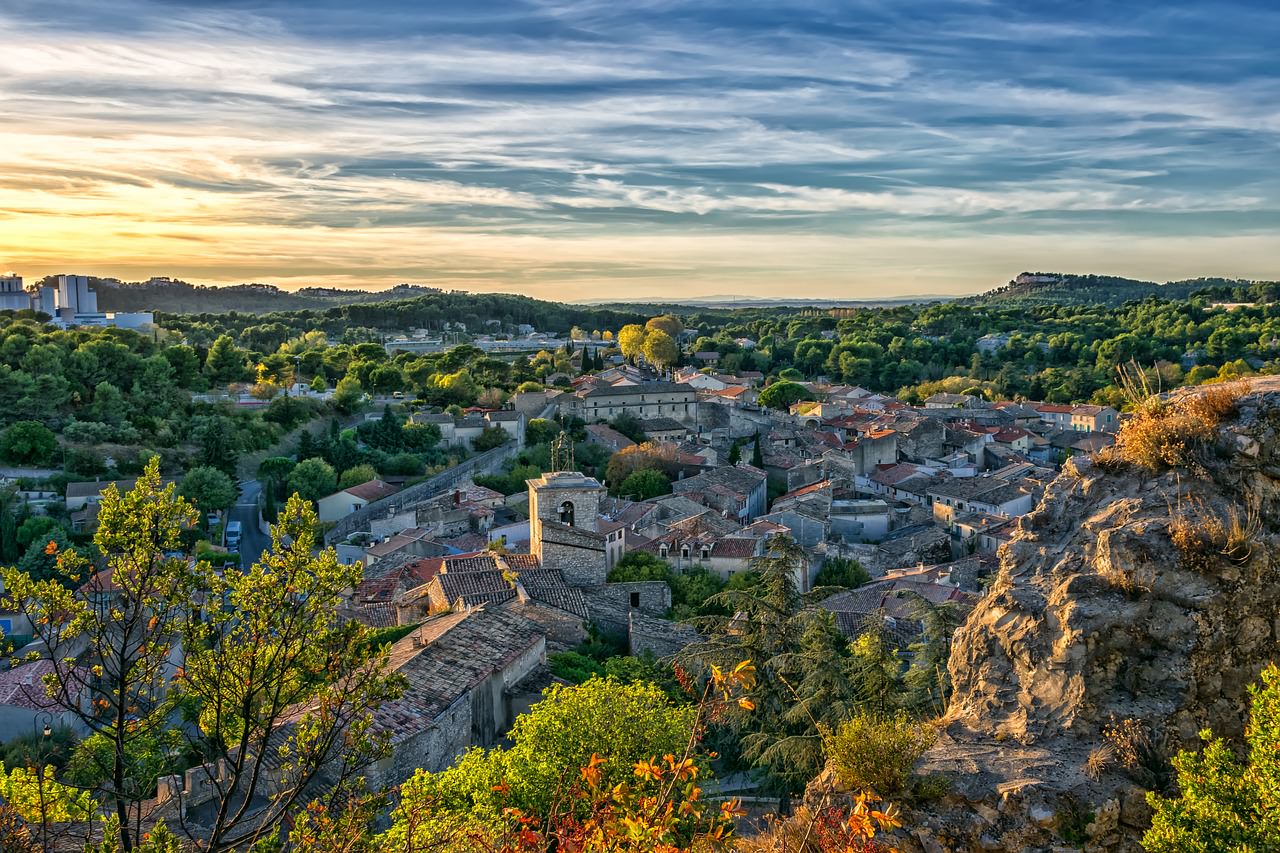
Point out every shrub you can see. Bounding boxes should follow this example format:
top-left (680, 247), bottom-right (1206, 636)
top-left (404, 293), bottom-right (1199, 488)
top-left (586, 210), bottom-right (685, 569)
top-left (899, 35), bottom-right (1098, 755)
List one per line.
top-left (548, 651), bottom-right (605, 684)
top-left (1100, 382), bottom-right (1243, 472)
top-left (823, 711), bottom-right (937, 798)
top-left (1144, 664), bottom-right (1280, 852)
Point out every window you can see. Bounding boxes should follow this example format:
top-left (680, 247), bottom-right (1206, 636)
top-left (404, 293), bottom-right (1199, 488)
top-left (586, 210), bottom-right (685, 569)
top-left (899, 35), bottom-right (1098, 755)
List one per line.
top-left (629, 591), bottom-right (641, 608)
top-left (681, 545), bottom-right (691, 559)
top-left (659, 544), bottom-right (669, 558)
top-left (701, 547), bottom-right (711, 560)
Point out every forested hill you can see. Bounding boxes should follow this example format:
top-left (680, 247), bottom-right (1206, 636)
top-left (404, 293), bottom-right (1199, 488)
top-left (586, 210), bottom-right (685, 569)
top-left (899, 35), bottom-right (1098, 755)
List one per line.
top-left (157, 290), bottom-right (646, 344)
top-left (90, 278), bottom-right (447, 314)
top-left (966, 272), bottom-right (1267, 306)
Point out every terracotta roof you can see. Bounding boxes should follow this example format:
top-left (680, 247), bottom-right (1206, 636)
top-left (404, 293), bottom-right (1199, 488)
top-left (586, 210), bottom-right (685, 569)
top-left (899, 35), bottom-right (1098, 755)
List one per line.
top-left (0, 660), bottom-right (69, 710)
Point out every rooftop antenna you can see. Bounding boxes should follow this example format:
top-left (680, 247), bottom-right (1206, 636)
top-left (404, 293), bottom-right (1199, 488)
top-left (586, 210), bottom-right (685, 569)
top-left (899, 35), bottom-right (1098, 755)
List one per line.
top-left (550, 431), bottom-right (575, 472)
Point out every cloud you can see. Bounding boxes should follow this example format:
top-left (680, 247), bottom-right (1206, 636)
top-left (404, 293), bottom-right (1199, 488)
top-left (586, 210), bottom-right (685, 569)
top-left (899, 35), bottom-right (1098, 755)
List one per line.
top-left (0, 0), bottom-right (1275, 297)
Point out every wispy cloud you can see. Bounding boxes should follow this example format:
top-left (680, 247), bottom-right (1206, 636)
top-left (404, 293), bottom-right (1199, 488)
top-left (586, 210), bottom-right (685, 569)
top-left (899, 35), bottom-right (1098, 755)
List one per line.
top-left (0, 0), bottom-right (1275, 297)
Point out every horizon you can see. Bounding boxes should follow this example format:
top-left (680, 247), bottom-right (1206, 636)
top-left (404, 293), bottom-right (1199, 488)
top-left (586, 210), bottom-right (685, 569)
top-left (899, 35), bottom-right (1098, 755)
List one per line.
top-left (1, 1), bottom-right (1277, 300)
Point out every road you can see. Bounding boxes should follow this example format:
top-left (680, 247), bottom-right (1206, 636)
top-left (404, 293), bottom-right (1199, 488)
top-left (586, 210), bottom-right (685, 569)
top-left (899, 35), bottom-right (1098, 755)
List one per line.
top-left (231, 479), bottom-right (272, 567)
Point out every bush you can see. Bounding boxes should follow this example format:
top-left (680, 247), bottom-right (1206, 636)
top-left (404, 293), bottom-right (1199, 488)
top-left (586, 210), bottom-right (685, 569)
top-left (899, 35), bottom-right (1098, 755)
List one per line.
top-left (823, 711), bottom-right (937, 798)
top-left (548, 651), bottom-right (606, 684)
top-left (815, 557), bottom-right (871, 589)
top-left (1144, 664), bottom-right (1280, 852)
top-left (1100, 383), bottom-right (1243, 472)
top-left (471, 425), bottom-right (511, 452)
top-left (0, 420), bottom-right (58, 466)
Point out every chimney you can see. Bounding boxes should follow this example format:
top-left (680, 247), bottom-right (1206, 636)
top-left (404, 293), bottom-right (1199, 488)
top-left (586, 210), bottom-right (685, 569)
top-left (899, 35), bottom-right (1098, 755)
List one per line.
top-left (453, 489), bottom-right (462, 506)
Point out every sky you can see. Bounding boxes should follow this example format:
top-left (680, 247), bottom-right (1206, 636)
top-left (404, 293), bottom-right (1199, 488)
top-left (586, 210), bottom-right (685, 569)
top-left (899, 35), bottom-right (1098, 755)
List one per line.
top-left (0, 0), bottom-right (1276, 301)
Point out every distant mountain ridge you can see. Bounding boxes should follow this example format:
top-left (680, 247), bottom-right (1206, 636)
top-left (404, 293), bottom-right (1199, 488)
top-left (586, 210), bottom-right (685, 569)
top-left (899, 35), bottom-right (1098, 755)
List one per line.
top-left (966, 272), bottom-right (1267, 306)
top-left (85, 277), bottom-right (445, 314)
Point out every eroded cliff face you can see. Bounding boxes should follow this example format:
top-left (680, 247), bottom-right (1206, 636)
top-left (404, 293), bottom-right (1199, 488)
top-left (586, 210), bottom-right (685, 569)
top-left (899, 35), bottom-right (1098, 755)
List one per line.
top-left (907, 385), bottom-right (1280, 852)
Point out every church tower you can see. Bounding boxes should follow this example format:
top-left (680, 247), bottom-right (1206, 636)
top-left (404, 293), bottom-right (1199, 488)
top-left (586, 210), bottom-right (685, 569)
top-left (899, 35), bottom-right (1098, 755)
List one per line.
top-left (527, 469), bottom-right (607, 588)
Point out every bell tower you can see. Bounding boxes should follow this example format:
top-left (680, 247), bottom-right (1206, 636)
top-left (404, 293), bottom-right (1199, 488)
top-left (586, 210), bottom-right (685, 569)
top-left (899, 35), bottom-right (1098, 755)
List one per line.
top-left (526, 469), bottom-right (607, 588)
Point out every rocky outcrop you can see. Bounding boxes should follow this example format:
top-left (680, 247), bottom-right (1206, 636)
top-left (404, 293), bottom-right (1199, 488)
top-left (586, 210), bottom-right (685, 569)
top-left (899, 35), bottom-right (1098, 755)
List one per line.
top-left (907, 383), bottom-right (1280, 851)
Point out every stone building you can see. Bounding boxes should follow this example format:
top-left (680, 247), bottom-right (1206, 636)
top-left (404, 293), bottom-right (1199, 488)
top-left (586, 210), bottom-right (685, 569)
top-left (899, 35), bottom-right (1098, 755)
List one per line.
top-left (570, 381), bottom-right (698, 424)
top-left (368, 608), bottom-right (547, 788)
top-left (527, 471), bottom-right (608, 588)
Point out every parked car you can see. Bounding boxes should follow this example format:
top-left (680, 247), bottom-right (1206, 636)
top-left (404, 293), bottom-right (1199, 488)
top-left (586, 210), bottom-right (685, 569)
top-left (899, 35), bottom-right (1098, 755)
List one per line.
top-left (225, 520), bottom-right (242, 551)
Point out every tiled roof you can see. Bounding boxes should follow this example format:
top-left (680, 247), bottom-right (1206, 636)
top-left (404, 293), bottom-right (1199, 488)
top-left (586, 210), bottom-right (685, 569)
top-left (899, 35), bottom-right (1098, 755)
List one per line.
top-left (0, 660), bottom-right (67, 710)
top-left (435, 570), bottom-right (516, 608)
top-left (343, 479), bottom-right (401, 503)
top-left (515, 569), bottom-right (589, 618)
top-left (582, 381), bottom-right (693, 398)
top-left (376, 609), bottom-right (544, 742)
top-left (711, 538), bottom-right (760, 559)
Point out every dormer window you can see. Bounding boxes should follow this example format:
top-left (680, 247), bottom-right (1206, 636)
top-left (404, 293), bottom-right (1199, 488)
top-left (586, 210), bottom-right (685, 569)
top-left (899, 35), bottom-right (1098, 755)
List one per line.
top-left (659, 544), bottom-right (669, 558)
top-left (700, 546), bottom-right (711, 560)
top-left (681, 545), bottom-right (691, 559)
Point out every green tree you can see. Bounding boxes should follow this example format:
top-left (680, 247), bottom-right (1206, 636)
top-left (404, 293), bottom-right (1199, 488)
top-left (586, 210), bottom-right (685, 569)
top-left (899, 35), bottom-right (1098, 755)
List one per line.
top-left (338, 463), bottom-right (378, 490)
top-left (384, 678), bottom-right (697, 843)
top-left (256, 456), bottom-right (296, 500)
top-left (619, 468), bottom-right (671, 500)
top-left (815, 557), bottom-right (870, 589)
top-left (178, 466), bottom-right (238, 515)
top-left (15, 516), bottom-right (65, 549)
top-left (181, 496), bottom-right (403, 851)
top-left (525, 418), bottom-right (559, 446)
top-left (758, 380), bottom-right (809, 410)
top-left (752, 433), bottom-right (764, 467)
top-left (192, 414), bottom-right (241, 475)
top-left (204, 335), bottom-right (248, 385)
top-left (287, 457), bottom-right (338, 502)
top-left (608, 551), bottom-right (675, 584)
top-left (471, 425), bottom-right (511, 451)
top-left (0, 421), bottom-right (57, 466)
top-left (331, 374), bottom-right (365, 415)
top-left (1, 461), bottom-right (197, 849)
top-left (1144, 664), bottom-right (1280, 852)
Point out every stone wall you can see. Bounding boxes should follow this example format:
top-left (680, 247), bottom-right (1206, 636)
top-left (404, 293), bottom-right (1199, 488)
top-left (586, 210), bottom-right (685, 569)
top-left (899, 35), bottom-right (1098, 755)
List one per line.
top-left (596, 580), bottom-right (671, 616)
top-left (628, 610), bottom-right (700, 658)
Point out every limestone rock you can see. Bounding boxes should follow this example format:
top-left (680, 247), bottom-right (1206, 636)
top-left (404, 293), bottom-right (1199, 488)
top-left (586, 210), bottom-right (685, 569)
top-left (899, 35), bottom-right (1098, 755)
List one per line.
top-left (906, 382), bottom-right (1280, 852)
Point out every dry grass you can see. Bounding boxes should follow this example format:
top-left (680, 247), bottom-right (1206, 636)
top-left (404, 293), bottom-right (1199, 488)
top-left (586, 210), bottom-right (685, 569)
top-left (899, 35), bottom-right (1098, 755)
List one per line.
top-left (1085, 742), bottom-right (1115, 780)
top-left (1167, 494), bottom-right (1261, 571)
top-left (1099, 381), bottom-right (1244, 472)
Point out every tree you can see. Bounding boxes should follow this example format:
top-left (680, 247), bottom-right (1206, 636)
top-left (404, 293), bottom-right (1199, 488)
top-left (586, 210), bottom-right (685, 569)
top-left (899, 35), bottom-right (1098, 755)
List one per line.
top-left (177, 466), bottom-right (237, 515)
top-left (646, 315), bottom-right (684, 339)
top-left (385, 678), bottom-right (698, 842)
top-left (179, 496), bottom-right (403, 850)
top-left (642, 329), bottom-right (678, 370)
top-left (0, 421), bottom-right (57, 466)
top-left (287, 458), bottom-right (338, 503)
top-left (681, 535), bottom-right (869, 791)
top-left (204, 335), bottom-right (248, 385)
top-left (308, 373), bottom-right (326, 393)
top-left (604, 442), bottom-right (680, 492)
top-left (471, 425), bottom-right (511, 452)
top-left (752, 433), bottom-right (765, 467)
top-left (617, 324), bottom-right (648, 362)
top-left (758, 380), bottom-right (809, 410)
top-left (1144, 663), bottom-right (1280, 852)
top-left (727, 440), bottom-right (742, 466)
top-left (2, 461), bottom-right (198, 849)
top-left (338, 463), bottom-right (378, 490)
top-left (815, 557), bottom-right (870, 589)
top-left (609, 413), bottom-right (647, 444)
top-left (525, 418), bottom-right (559, 446)
top-left (191, 415), bottom-right (241, 475)
top-left (256, 456), bottom-right (296, 500)
top-left (619, 468), bottom-right (671, 500)
top-left (331, 375), bottom-right (365, 415)
top-left (608, 551), bottom-right (675, 584)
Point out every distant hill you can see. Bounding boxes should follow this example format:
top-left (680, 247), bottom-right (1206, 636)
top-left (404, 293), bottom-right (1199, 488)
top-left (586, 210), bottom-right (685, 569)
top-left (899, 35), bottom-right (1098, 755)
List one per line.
top-left (87, 277), bottom-right (446, 314)
top-left (966, 272), bottom-right (1265, 306)
top-left (576, 294), bottom-right (952, 309)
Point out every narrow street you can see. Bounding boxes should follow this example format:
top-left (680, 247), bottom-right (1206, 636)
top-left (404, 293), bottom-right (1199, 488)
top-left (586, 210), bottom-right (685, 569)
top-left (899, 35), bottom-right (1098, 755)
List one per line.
top-left (231, 479), bottom-right (272, 567)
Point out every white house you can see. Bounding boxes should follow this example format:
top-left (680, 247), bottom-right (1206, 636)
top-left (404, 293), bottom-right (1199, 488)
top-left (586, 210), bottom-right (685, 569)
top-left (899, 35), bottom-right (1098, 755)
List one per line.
top-left (317, 479), bottom-right (401, 523)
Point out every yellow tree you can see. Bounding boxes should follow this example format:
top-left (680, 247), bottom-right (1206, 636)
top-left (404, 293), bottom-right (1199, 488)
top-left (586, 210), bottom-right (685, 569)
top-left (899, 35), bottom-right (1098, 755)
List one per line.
top-left (617, 324), bottom-right (648, 362)
top-left (642, 329), bottom-right (678, 371)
